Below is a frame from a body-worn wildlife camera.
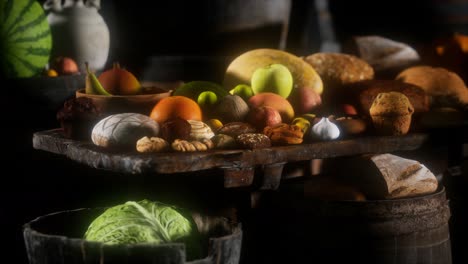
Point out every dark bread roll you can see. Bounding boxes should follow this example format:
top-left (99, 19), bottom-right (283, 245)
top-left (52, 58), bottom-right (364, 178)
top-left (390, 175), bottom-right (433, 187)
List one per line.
top-left (348, 80), bottom-right (429, 115)
top-left (56, 97), bottom-right (102, 140)
top-left (236, 133), bottom-right (271, 149)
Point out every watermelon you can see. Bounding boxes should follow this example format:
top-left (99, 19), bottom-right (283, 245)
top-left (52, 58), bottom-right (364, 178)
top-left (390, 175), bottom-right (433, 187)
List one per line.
top-left (0, 0), bottom-right (52, 78)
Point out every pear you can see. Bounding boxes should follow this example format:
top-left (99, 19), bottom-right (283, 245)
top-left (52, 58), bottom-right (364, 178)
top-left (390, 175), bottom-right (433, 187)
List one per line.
top-left (85, 62), bottom-right (111, 96)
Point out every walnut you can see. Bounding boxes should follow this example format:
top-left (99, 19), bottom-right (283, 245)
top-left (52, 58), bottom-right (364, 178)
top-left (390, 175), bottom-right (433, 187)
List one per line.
top-left (212, 134), bottom-right (238, 149)
top-left (201, 138), bottom-right (215, 149)
top-left (136, 136), bottom-right (169, 153)
top-left (172, 139), bottom-right (214, 152)
top-left (263, 123), bottom-right (304, 145)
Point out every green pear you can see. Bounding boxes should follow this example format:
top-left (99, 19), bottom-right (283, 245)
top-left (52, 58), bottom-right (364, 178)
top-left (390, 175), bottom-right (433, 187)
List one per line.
top-left (229, 84), bottom-right (254, 101)
top-left (251, 64), bottom-right (293, 98)
top-left (197, 91), bottom-right (218, 108)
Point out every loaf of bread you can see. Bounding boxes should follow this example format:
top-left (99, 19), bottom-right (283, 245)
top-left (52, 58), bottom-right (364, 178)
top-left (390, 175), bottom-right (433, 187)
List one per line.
top-left (345, 35), bottom-right (420, 72)
top-left (91, 113), bottom-right (160, 149)
top-left (370, 92), bottom-right (414, 135)
top-left (396, 65), bottom-right (468, 108)
top-left (303, 52), bottom-right (374, 86)
top-left (303, 52), bottom-right (375, 108)
top-left (351, 80), bottom-right (429, 115)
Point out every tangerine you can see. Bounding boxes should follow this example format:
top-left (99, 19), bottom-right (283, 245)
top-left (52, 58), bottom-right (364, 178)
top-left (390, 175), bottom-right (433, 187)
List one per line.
top-left (150, 96), bottom-right (202, 123)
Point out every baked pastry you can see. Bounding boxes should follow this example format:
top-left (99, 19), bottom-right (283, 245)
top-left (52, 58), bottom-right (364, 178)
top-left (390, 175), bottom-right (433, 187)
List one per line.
top-left (351, 80), bottom-right (429, 114)
top-left (56, 97), bottom-right (102, 140)
top-left (396, 65), bottom-right (468, 108)
top-left (236, 133), bottom-right (271, 149)
top-left (160, 117), bottom-right (191, 142)
top-left (369, 92), bottom-right (414, 135)
top-left (263, 123), bottom-right (304, 145)
top-left (217, 122), bottom-right (256, 137)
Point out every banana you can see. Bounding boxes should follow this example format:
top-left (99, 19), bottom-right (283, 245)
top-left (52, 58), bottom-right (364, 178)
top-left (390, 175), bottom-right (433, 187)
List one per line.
top-left (292, 117), bottom-right (311, 133)
top-left (187, 120), bottom-right (215, 140)
top-left (85, 62), bottom-right (112, 96)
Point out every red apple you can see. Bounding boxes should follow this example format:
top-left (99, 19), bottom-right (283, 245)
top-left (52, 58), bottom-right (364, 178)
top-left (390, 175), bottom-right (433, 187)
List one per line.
top-left (248, 92), bottom-right (295, 123)
top-left (247, 106), bottom-right (282, 131)
top-left (340, 104), bottom-right (358, 116)
top-left (287, 87), bottom-right (322, 115)
top-left (52, 56), bottom-right (79, 75)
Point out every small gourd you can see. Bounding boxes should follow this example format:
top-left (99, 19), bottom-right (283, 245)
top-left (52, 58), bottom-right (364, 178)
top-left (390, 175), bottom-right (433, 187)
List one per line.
top-left (310, 117), bottom-right (340, 140)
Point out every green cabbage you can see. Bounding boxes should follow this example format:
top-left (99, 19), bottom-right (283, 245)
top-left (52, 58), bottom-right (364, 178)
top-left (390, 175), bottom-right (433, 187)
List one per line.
top-left (84, 200), bottom-right (201, 258)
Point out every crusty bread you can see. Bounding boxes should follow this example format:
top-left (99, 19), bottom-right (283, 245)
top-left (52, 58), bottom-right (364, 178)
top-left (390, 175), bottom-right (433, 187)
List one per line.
top-left (303, 52), bottom-right (374, 109)
top-left (303, 52), bottom-right (374, 87)
top-left (396, 65), bottom-right (468, 108)
top-left (345, 35), bottom-right (420, 72)
top-left (351, 80), bottom-right (429, 114)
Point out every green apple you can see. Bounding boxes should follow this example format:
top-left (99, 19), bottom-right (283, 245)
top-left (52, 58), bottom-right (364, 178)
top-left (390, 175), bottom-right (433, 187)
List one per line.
top-left (229, 84), bottom-right (254, 101)
top-left (251, 63), bottom-right (293, 98)
top-left (197, 91), bottom-right (218, 108)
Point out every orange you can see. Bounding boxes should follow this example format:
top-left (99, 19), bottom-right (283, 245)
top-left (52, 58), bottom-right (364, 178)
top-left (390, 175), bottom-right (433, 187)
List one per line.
top-left (150, 96), bottom-right (202, 123)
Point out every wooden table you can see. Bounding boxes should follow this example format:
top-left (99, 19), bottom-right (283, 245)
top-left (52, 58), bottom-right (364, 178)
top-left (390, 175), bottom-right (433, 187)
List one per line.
top-left (33, 129), bottom-right (429, 190)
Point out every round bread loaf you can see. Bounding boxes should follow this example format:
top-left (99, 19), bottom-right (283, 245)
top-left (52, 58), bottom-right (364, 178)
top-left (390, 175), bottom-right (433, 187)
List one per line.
top-left (396, 66), bottom-right (468, 108)
top-left (303, 53), bottom-right (374, 108)
top-left (303, 53), bottom-right (374, 85)
top-left (92, 113), bottom-right (160, 148)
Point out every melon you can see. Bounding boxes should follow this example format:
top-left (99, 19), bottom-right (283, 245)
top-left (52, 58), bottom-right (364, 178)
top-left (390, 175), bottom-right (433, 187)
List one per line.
top-left (0, 0), bottom-right (52, 78)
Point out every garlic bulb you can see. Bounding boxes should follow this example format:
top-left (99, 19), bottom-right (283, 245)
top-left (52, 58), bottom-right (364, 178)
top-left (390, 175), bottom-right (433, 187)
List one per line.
top-left (310, 117), bottom-right (340, 140)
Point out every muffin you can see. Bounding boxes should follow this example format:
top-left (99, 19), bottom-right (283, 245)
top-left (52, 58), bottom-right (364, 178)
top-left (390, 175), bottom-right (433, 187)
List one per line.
top-left (369, 92), bottom-right (414, 135)
top-left (56, 97), bottom-right (102, 140)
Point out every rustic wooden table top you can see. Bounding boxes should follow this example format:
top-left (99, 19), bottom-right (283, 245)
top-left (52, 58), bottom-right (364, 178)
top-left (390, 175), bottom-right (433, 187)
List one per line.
top-left (33, 129), bottom-right (430, 190)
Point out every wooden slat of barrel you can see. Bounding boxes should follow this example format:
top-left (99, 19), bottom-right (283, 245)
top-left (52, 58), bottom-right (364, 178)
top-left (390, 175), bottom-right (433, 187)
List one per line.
top-left (23, 208), bottom-right (242, 264)
top-left (304, 188), bottom-right (452, 264)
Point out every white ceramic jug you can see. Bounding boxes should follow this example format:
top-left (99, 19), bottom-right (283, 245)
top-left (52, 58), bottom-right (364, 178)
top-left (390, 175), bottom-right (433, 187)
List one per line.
top-left (44, 0), bottom-right (110, 71)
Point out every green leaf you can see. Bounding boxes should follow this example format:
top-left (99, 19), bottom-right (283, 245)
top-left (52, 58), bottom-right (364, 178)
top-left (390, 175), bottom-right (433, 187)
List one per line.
top-left (84, 200), bottom-right (202, 259)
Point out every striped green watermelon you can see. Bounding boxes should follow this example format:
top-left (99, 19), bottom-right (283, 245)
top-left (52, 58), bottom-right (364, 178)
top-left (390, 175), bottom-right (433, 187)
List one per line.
top-left (0, 0), bottom-right (52, 78)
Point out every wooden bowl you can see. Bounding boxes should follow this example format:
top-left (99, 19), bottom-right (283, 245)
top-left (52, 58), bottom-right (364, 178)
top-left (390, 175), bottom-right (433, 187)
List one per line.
top-left (76, 86), bottom-right (172, 116)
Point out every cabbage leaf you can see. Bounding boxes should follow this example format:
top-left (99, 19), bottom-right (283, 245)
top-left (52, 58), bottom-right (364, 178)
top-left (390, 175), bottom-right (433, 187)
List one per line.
top-left (84, 200), bottom-right (199, 247)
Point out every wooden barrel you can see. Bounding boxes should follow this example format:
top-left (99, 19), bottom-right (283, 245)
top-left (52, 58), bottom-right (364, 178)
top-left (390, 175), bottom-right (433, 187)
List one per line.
top-left (444, 166), bottom-right (468, 264)
top-left (23, 208), bottom-right (242, 264)
top-left (304, 187), bottom-right (452, 264)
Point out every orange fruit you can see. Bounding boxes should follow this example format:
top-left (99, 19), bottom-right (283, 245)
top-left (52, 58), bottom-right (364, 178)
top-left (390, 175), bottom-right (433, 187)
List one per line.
top-left (150, 96), bottom-right (202, 123)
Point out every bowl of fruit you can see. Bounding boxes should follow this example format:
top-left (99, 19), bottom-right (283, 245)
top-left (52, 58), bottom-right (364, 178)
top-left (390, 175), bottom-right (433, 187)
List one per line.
top-left (76, 63), bottom-right (176, 116)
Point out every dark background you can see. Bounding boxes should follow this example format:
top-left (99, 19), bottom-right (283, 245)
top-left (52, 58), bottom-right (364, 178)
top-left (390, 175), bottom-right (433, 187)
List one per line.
top-left (5, 0), bottom-right (468, 263)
